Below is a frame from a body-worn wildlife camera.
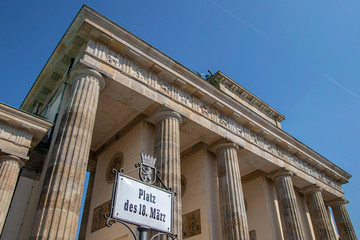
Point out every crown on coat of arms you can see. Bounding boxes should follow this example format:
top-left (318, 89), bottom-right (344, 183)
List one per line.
top-left (140, 153), bottom-right (156, 168)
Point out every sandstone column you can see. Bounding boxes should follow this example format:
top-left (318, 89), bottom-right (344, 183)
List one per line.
top-left (270, 169), bottom-right (305, 239)
top-left (303, 186), bottom-right (337, 240)
top-left (0, 155), bottom-right (24, 233)
top-left (154, 109), bottom-right (182, 238)
top-left (330, 198), bottom-right (357, 240)
top-left (31, 67), bottom-right (105, 240)
top-left (211, 141), bottom-right (249, 240)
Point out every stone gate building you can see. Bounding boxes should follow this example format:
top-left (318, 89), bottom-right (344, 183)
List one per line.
top-left (0, 5), bottom-right (357, 240)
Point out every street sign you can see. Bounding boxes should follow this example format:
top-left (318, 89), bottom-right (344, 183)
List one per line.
top-left (105, 153), bottom-right (176, 240)
top-left (111, 173), bottom-right (174, 233)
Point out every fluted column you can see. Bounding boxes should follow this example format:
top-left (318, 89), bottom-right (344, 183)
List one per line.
top-left (330, 198), bottom-right (357, 240)
top-left (154, 109), bottom-right (182, 239)
top-left (270, 169), bottom-right (305, 240)
top-left (0, 155), bottom-right (24, 233)
top-left (31, 67), bottom-right (105, 240)
top-left (211, 141), bottom-right (249, 240)
top-left (303, 186), bottom-right (337, 240)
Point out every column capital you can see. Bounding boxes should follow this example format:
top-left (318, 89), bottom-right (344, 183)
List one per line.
top-left (268, 168), bottom-right (294, 181)
top-left (209, 140), bottom-right (239, 154)
top-left (0, 154), bottom-right (25, 168)
top-left (328, 197), bottom-right (349, 207)
top-left (70, 66), bottom-right (106, 90)
top-left (301, 184), bottom-right (322, 196)
top-left (152, 108), bottom-right (182, 125)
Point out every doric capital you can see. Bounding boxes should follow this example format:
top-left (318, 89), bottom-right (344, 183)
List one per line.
top-left (328, 197), bottom-right (349, 207)
top-left (209, 140), bottom-right (239, 154)
top-left (70, 66), bottom-right (106, 90)
top-left (301, 185), bottom-right (322, 196)
top-left (268, 168), bottom-right (294, 181)
top-left (152, 108), bottom-right (182, 125)
top-left (0, 154), bottom-right (25, 168)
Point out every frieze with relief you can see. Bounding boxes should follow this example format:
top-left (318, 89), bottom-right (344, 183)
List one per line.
top-left (158, 79), bottom-right (173, 97)
top-left (84, 40), bottom-right (341, 191)
top-left (105, 51), bottom-right (123, 69)
top-left (199, 102), bottom-right (211, 118)
top-left (250, 133), bottom-right (258, 145)
top-left (131, 63), bottom-right (148, 83)
top-left (177, 89), bottom-right (193, 108)
top-left (0, 123), bottom-right (3, 135)
top-left (234, 123), bottom-right (245, 137)
top-left (218, 113), bottom-right (228, 127)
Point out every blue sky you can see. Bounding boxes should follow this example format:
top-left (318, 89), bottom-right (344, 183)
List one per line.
top-left (1, 0), bottom-right (359, 237)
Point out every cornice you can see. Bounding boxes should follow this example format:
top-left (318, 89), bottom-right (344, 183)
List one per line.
top-left (208, 71), bottom-right (285, 124)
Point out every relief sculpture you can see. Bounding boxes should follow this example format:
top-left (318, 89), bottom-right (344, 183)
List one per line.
top-left (249, 230), bottom-right (257, 240)
top-left (182, 209), bottom-right (201, 239)
top-left (131, 64), bottom-right (147, 82)
top-left (91, 200), bottom-right (111, 232)
top-left (200, 103), bottom-right (211, 118)
top-left (218, 113), bottom-right (228, 127)
top-left (178, 90), bottom-right (192, 107)
top-left (105, 52), bottom-right (123, 68)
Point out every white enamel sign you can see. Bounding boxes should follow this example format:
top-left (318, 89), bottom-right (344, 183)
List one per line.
top-left (112, 174), bottom-right (173, 233)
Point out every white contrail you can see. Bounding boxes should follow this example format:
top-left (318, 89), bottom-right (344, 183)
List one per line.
top-left (209, 0), bottom-right (359, 102)
top-left (319, 71), bottom-right (360, 100)
top-left (208, 0), bottom-right (271, 40)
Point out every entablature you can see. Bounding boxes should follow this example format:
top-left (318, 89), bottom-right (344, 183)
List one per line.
top-left (79, 39), bottom-right (348, 193)
top-left (20, 5), bottom-right (350, 196)
top-left (0, 103), bottom-right (53, 159)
